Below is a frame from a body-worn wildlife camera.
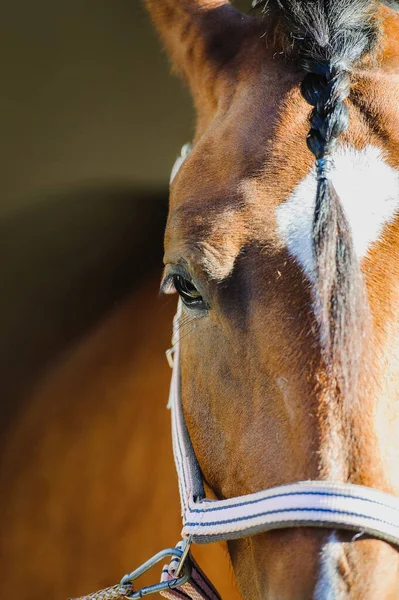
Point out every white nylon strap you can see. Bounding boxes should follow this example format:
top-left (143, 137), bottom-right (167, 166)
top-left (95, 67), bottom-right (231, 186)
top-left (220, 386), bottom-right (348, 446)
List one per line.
top-left (168, 301), bottom-right (399, 548)
top-left (181, 480), bottom-right (399, 545)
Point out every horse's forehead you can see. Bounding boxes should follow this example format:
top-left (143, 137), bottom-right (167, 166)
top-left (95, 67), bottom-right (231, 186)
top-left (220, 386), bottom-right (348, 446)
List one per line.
top-left (167, 146), bottom-right (399, 286)
top-left (166, 71), bottom-right (399, 279)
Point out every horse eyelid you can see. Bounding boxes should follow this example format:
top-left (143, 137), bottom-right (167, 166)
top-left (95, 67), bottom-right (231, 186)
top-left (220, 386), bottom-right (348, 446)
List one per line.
top-left (159, 275), bottom-right (177, 296)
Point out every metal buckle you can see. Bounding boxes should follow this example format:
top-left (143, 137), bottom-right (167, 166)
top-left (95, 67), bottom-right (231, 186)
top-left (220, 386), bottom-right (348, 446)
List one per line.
top-left (120, 546), bottom-right (192, 598)
top-left (174, 535), bottom-right (192, 578)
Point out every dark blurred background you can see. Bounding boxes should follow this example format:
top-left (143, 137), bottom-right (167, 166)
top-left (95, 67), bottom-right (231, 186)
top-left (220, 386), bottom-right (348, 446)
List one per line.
top-left (0, 0), bottom-right (248, 432)
top-left (0, 1), bottom-right (196, 427)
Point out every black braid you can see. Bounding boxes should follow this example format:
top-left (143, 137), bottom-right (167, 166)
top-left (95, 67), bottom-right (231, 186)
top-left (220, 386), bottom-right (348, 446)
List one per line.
top-left (255, 0), bottom-right (380, 395)
top-left (300, 59), bottom-right (361, 393)
top-left (302, 65), bottom-right (351, 159)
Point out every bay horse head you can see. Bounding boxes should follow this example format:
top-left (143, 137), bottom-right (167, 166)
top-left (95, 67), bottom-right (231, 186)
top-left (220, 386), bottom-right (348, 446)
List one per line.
top-left (146, 1), bottom-right (399, 597)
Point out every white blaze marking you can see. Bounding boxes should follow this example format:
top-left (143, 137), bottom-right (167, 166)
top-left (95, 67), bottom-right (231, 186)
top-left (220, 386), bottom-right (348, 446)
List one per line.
top-left (276, 145), bottom-right (399, 282)
top-left (314, 533), bottom-right (348, 600)
top-left (276, 146), bottom-right (399, 481)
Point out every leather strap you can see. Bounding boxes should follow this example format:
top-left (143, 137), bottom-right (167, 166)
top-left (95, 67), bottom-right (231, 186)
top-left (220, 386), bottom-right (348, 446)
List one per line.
top-left (160, 542), bottom-right (221, 600)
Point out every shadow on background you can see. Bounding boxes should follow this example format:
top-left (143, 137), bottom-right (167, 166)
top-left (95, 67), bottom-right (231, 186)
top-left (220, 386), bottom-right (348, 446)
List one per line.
top-left (0, 186), bottom-right (167, 432)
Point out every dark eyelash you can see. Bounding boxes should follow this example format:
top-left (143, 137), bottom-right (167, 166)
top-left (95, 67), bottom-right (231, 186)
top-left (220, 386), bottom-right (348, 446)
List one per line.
top-left (160, 264), bottom-right (194, 295)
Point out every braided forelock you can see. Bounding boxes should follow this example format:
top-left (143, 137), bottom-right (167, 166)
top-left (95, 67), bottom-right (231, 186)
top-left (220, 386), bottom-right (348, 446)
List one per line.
top-left (256, 0), bottom-right (380, 399)
top-left (273, 0), bottom-right (378, 72)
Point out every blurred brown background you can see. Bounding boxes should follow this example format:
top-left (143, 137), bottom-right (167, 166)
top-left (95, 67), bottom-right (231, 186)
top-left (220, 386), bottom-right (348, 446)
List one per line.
top-left (0, 2), bottom-right (247, 599)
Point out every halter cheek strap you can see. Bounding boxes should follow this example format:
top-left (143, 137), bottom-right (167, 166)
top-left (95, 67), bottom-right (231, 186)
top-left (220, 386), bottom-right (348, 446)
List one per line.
top-left (162, 301), bottom-right (399, 599)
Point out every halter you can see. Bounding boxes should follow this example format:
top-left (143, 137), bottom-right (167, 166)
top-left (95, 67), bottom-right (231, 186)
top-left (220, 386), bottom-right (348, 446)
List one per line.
top-left (158, 300), bottom-right (399, 599)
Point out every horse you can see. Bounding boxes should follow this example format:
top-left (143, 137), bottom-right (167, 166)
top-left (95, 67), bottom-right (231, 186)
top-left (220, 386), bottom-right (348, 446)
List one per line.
top-left (143, 0), bottom-right (399, 598)
top-left (3, 1), bottom-right (399, 599)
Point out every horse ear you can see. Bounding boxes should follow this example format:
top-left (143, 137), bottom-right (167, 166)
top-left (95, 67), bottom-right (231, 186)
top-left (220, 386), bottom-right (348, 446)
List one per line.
top-left (145, 1), bottom-right (253, 101)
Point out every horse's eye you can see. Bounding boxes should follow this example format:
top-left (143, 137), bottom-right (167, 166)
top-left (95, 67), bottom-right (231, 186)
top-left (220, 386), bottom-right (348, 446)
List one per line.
top-left (173, 275), bottom-right (205, 309)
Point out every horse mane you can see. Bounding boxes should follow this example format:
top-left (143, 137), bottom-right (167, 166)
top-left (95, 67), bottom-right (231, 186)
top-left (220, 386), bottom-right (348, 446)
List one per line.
top-left (254, 0), bottom-right (384, 398)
